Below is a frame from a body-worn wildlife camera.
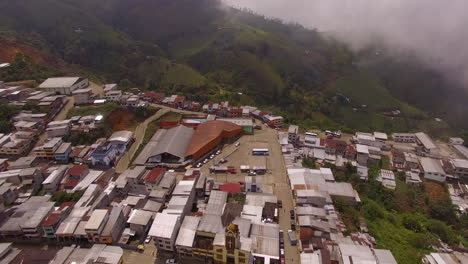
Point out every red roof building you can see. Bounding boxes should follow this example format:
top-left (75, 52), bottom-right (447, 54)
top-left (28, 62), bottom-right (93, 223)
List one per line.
top-left (185, 121), bottom-right (242, 160)
top-left (144, 168), bottom-right (166, 192)
top-left (66, 164), bottom-right (89, 179)
top-left (41, 202), bottom-right (74, 238)
top-left (220, 182), bottom-right (241, 194)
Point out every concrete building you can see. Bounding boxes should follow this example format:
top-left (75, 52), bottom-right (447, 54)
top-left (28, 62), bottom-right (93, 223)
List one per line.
top-left (449, 137), bottom-right (464, 145)
top-left (288, 125), bottom-right (299, 144)
top-left (263, 115), bottom-right (283, 128)
top-left (175, 216), bottom-right (201, 258)
top-left (49, 244), bottom-right (123, 264)
top-left (217, 118), bottom-right (254, 134)
top-left (42, 165), bottom-right (68, 192)
top-left (144, 168), bottom-right (166, 192)
top-left (378, 169), bottom-right (396, 190)
top-left (100, 207), bottom-right (126, 245)
top-left (127, 209), bottom-right (153, 236)
top-left (54, 142), bottom-right (72, 163)
top-left (392, 133), bottom-right (416, 143)
top-left (85, 209), bottom-right (109, 243)
top-left (0, 196), bottom-right (54, 239)
top-left (245, 176), bottom-right (263, 193)
top-left (38, 77), bottom-right (89, 95)
top-left (420, 157), bottom-right (446, 182)
top-left (149, 213), bottom-right (181, 252)
top-left (356, 144), bottom-right (369, 166)
top-left (72, 88), bottom-right (94, 105)
top-left (451, 159), bottom-right (468, 179)
top-left (33, 137), bottom-right (63, 159)
top-left (415, 132), bottom-right (438, 154)
top-left (46, 120), bottom-right (72, 138)
top-left (105, 90), bottom-right (122, 101)
top-left (41, 202), bottom-right (74, 239)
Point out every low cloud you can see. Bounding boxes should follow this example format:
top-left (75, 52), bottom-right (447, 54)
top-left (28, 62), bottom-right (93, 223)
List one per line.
top-left (222, 0), bottom-right (468, 85)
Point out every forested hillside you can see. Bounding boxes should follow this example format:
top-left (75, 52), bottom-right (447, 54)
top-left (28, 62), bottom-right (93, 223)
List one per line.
top-left (0, 0), bottom-right (467, 135)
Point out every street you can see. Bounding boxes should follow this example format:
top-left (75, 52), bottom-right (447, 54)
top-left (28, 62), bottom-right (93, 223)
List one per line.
top-left (199, 123), bottom-right (300, 263)
top-left (115, 108), bottom-right (169, 173)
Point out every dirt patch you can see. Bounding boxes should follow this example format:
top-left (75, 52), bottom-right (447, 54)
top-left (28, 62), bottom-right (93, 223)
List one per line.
top-left (108, 109), bottom-right (137, 131)
top-left (424, 180), bottom-right (449, 204)
top-left (0, 38), bottom-right (65, 67)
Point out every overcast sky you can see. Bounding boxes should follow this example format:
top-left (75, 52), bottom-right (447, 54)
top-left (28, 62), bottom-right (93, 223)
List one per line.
top-left (222, 0), bottom-right (468, 85)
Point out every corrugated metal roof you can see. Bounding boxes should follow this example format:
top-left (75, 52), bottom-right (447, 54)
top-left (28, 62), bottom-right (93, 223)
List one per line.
top-left (39, 77), bottom-right (82, 88)
top-left (175, 216), bottom-right (200, 247)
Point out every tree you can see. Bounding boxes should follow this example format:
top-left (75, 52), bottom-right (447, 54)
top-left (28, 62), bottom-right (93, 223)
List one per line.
top-left (429, 199), bottom-right (458, 225)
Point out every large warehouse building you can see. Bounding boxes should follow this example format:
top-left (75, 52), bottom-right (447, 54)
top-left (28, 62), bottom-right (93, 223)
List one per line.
top-left (134, 121), bottom-right (242, 167)
top-left (39, 77), bottom-right (89, 95)
top-left (185, 120), bottom-right (242, 160)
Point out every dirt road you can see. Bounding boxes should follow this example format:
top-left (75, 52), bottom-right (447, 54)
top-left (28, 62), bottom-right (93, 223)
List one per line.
top-left (115, 108), bottom-right (169, 173)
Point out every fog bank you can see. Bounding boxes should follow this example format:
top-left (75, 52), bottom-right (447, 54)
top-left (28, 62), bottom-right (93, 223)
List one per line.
top-left (222, 0), bottom-right (468, 85)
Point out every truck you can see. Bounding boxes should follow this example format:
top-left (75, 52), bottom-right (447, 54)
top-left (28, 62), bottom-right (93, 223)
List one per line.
top-left (287, 230), bottom-right (297, 245)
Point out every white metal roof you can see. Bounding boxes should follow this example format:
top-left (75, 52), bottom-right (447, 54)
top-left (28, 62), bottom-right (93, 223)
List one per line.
top-left (39, 77), bottom-right (81, 88)
top-left (175, 216), bottom-right (200, 247)
top-left (419, 157), bottom-right (445, 174)
top-left (415, 132), bottom-right (437, 150)
top-left (356, 144), bottom-right (369, 154)
top-left (127, 209), bottom-right (153, 226)
top-left (148, 213), bottom-right (180, 238)
top-left (85, 209), bottom-right (108, 230)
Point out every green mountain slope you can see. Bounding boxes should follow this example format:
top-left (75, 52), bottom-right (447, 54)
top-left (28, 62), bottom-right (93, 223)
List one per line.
top-left (0, 0), bottom-right (464, 135)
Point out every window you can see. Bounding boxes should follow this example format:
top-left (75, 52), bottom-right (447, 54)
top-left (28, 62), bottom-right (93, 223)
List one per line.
top-left (159, 244), bottom-right (164, 248)
top-left (238, 252), bottom-right (245, 257)
top-left (239, 258), bottom-right (246, 263)
top-left (216, 254), bottom-right (223, 260)
top-left (216, 248), bottom-right (223, 253)
top-left (165, 241), bottom-right (170, 244)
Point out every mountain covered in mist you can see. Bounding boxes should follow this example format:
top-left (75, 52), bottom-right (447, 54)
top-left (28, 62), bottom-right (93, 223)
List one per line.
top-left (0, 0), bottom-right (467, 135)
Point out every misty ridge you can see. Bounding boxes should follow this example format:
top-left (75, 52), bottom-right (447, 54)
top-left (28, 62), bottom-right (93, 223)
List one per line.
top-left (222, 0), bottom-right (468, 87)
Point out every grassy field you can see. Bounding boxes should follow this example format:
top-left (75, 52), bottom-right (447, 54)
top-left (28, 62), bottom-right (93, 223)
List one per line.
top-left (159, 111), bottom-right (182, 122)
top-left (66, 102), bottom-right (120, 118)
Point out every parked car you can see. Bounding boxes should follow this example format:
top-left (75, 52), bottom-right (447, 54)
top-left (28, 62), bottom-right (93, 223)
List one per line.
top-left (254, 125), bottom-right (262, 130)
top-left (215, 150), bottom-right (221, 155)
top-left (248, 171), bottom-right (257, 176)
top-left (203, 159), bottom-right (209, 164)
top-left (235, 142), bottom-right (240, 147)
top-left (196, 163), bottom-right (202, 168)
top-left (145, 236), bottom-right (151, 244)
top-left (210, 154), bottom-right (215, 159)
top-left (278, 200), bottom-right (283, 208)
top-left (166, 259), bottom-right (177, 264)
top-left (220, 158), bottom-right (228, 163)
top-left (287, 230), bottom-right (297, 245)
top-left (290, 210), bottom-right (295, 219)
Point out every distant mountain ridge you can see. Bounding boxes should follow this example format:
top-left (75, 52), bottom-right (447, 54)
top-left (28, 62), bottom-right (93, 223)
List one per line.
top-left (0, 0), bottom-right (466, 135)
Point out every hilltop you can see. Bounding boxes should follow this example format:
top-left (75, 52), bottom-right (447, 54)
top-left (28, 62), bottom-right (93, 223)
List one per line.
top-left (0, 0), bottom-right (467, 136)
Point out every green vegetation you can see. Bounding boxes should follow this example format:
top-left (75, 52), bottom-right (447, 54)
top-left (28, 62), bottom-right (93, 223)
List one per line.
top-left (302, 157), bottom-right (317, 169)
top-left (131, 119), bottom-right (160, 164)
top-left (0, 0), bottom-right (466, 134)
top-left (462, 131), bottom-right (468, 147)
top-left (51, 190), bottom-right (85, 206)
top-left (0, 52), bottom-right (62, 82)
top-left (66, 102), bottom-right (120, 119)
top-left (334, 163), bottom-right (468, 263)
top-left (0, 104), bottom-right (21, 133)
top-left (159, 111), bottom-right (182, 122)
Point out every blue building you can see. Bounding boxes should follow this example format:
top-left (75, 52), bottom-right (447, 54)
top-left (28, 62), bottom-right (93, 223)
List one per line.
top-left (54, 142), bottom-right (72, 163)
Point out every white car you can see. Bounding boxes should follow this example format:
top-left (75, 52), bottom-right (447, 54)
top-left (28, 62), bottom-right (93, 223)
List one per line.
top-left (210, 154), bottom-right (215, 159)
top-left (145, 236), bottom-right (151, 244)
top-left (216, 150), bottom-right (221, 155)
top-left (203, 159), bottom-right (209, 164)
top-left (235, 142), bottom-right (240, 147)
top-left (166, 259), bottom-right (177, 264)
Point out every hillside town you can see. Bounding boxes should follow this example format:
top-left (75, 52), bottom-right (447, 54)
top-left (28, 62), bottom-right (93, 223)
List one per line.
top-left (0, 76), bottom-right (466, 264)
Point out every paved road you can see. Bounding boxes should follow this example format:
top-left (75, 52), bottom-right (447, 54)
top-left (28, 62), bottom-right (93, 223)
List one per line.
top-left (199, 123), bottom-right (300, 263)
top-left (115, 108), bottom-right (169, 173)
top-left (151, 103), bottom-right (206, 116)
top-left (122, 239), bottom-right (157, 263)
